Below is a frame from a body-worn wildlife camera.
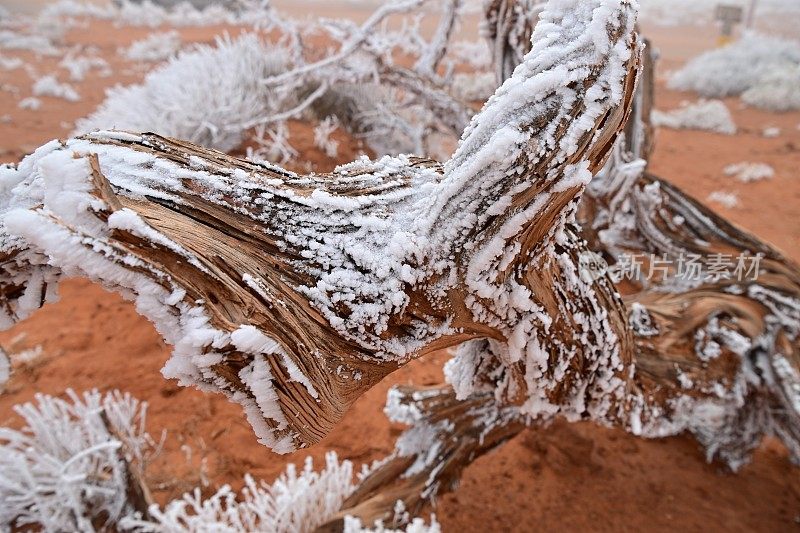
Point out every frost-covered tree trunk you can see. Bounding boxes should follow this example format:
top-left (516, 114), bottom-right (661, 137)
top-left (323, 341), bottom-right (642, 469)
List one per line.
top-left (0, 0), bottom-right (798, 528)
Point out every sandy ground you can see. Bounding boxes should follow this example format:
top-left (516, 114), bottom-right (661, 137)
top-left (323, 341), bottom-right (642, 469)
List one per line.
top-left (0, 7), bottom-right (799, 533)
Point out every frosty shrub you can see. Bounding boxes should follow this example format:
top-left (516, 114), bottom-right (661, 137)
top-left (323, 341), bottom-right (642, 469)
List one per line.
top-left (343, 515), bottom-right (441, 533)
top-left (72, 0), bottom-right (487, 162)
top-left (38, 0), bottom-right (254, 29)
top-left (639, 0), bottom-right (800, 26)
top-left (651, 99), bottom-right (736, 135)
top-left (707, 190), bottom-right (739, 209)
top-left (122, 452), bottom-right (355, 532)
top-left (76, 34), bottom-right (291, 152)
top-left (18, 97), bottom-right (42, 111)
top-left (741, 64), bottom-right (800, 112)
top-left (59, 53), bottom-right (111, 81)
top-left (0, 348), bottom-right (9, 393)
top-left (32, 74), bottom-right (81, 102)
top-left (668, 33), bottom-right (800, 110)
top-left (723, 162), bottom-right (775, 183)
top-left (0, 30), bottom-right (59, 55)
top-left (122, 31), bottom-right (182, 62)
top-left (0, 390), bottom-right (159, 531)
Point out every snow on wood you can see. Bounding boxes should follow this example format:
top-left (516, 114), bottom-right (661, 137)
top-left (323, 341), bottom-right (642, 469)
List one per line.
top-left (1, 0), bottom-right (642, 453)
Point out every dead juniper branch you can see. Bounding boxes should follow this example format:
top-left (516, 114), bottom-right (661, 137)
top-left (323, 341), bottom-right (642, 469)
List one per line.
top-left (325, 14), bottom-right (799, 528)
top-left (251, 0), bottom-right (474, 158)
top-left (0, 0), bottom-right (641, 453)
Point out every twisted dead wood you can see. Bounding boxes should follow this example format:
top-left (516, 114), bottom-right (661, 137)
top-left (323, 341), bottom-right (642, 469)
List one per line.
top-left (324, 2), bottom-right (800, 526)
top-left (0, 0), bottom-right (642, 454)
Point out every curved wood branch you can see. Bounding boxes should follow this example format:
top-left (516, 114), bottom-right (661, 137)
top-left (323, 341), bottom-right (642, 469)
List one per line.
top-left (0, 0), bottom-right (642, 453)
top-left (322, 9), bottom-right (799, 525)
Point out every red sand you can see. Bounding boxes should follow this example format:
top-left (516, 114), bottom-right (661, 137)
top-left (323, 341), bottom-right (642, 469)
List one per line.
top-left (0, 16), bottom-right (798, 532)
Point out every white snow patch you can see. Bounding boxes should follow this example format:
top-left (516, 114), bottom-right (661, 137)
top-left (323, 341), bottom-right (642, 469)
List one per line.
top-left (762, 126), bottom-right (781, 138)
top-left (0, 349), bottom-right (9, 393)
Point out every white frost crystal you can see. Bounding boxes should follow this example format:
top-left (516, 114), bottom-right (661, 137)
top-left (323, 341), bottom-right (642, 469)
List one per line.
top-left (668, 32), bottom-right (800, 96)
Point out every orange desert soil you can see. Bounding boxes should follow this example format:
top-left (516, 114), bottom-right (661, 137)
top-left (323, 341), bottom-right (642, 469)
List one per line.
top-left (0, 14), bottom-right (798, 532)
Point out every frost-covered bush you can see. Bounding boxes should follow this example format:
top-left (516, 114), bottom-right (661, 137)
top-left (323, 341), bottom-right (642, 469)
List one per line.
top-left (640, 0), bottom-right (800, 26)
top-left (707, 191), bottom-right (739, 209)
top-left (651, 99), bottom-right (736, 135)
top-left (668, 33), bottom-right (800, 111)
top-left (60, 54), bottom-right (111, 81)
top-left (0, 389), bottom-right (159, 531)
top-left (724, 162), bottom-right (775, 183)
top-left (122, 31), bottom-right (182, 62)
top-left (39, 0), bottom-right (252, 29)
top-left (0, 54), bottom-right (23, 70)
top-left (0, 349), bottom-right (9, 393)
top-left (76, 34), bottom-right (291, 152)
top-left (0, 30), bottom-right (59, 55)
top-left (121, 450), bottom-right (438, 532)
top-left (741, 64), bottom-right (800, 112)
top-left (122, 452), bottom-right (356, 532)
top-left (32, 74), bottom-right (80, 102)
top-left (18, 97), bottom-right (42, 110)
